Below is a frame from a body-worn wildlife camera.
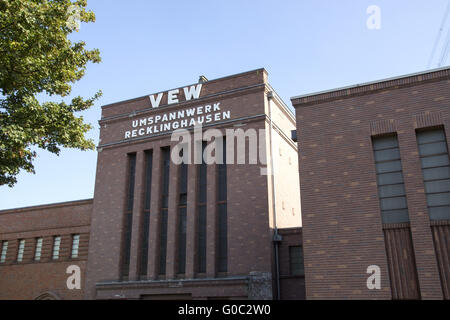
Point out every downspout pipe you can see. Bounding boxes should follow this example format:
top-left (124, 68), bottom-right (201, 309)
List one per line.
top-left (267, 91), bottom-right (282, 300)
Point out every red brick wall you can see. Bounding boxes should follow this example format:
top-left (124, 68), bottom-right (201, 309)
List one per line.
top-left (292, 68), bottom-right (450, 299)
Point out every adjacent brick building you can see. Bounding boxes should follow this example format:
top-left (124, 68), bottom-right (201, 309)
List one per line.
top-left (291, 66), bottom-right (450, 300)
top-left (0, 199), bottom-right (92, 300)
top-left (0, 69), bottom-right (305, 300)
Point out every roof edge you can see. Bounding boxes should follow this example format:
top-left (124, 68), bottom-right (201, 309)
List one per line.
top-left (0, 198), bottom-right (94, 214)
top-left (291, 66), bottom-right (450, 106)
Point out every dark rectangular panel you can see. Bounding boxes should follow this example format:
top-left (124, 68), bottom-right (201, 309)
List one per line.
top-left (289, 246), bottom-right (305, 276)
top-left (431, 224), bottom-right (450, 300)
top-left (197, 142), bottom-right (208, 274)
top-left (140, 151), bottom-right (153, 276)
top-left (197, 205), bottom-right (207, 273)
top-left (383, 227), bottom-right (421, 300)
top-left (121, 153), bottom-right (136, 278)
top-left (177, 207), bottom-right (187, 274)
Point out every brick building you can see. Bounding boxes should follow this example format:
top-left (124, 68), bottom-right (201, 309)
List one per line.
top-left (0, 69), bottom-right (305, 300)
top-left (0, 199), bottom-right (92, 300)
top-left (291, 66), bottom-right (450, 300)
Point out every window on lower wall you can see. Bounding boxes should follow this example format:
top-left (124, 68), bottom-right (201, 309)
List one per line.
top-left (196, 141), bottom-right (207, 274)
top-left (71, 235), bottom-right (80, 259)
top-left (52, 236), bottom-right (61, 260)
top-left (121, 153), bottom-right (136, 278)
top-left (34, 238), bottom-right (43, 261)
top-left (17, 239), bottom-right (25, 262)
top-left (372, 134), bottom-right (410, 224)
top-left (289, 246), bottom-right (304, 276)
top-left (416, 128), bottom-right (450, 221)
top-left (0, 241), bottom-right (8, 263)
top-left (140, 150), bottom-right (153, 277)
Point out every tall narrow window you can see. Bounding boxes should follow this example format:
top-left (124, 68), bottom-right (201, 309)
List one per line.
top-left (159, 147), bottom-right (170, 275)
top-left (52, 236), bottom-right (61, 260)
top-left (140, 151), bottom-right (153, 276)
top-left (372, 134), bottom-right (420, 300)
top-left (121, 153), bottom-right (136, 278)
top-left (197, 141), bottom-right (207, 273)
top-left (417, 127), bottom-right (450, 299)
top-left (17, 240), bottom-right (25, 262)
top-left (372, 135), bottom-right (410, 224)
top-left (177, 149), bottom-right (188, 274)
top-left (71, 235), bottom-right (80, 259)
top-left (417, 128), bottom-right (450, 221)
top-left (289, 246), bottom-right (305, 276)
top-left (217, 137), bottom-right (228, 272)
top-left (34, 238), bottom-right (43, 261)
top-left (1, 241), bottom-right (8, 263)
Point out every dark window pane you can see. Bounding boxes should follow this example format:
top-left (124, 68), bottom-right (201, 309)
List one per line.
top-left (177, 207), bottom-right (187, 274)
top-left (381, 209), bottom-right (410, 224)
top-left (372, 136), bottom-right (398, 150)
top-left (380, 196), bottom-right (408, 210)
top-left (179, 194), bottom-right (187, 205)
top-left (423, 166), bottom-right (450, 181)
top-left (418, 141), bottom-right (448, 157)
top-left (376, 160), bottom-right (402, 174)
top-left (424, 179), bottom-right (450, 194)
top-left (197, 205), bottom-right (207, 273)
top-left (144, 151), bottom-right (153, 210)
top-left (374, 148), bottom-right (400, 162)
top-left (289, 246), bottom-right (305, 276)
top-left (429, 206), bottom-right (450, 220)
top-left (159, 209), bottom-right (168, 275)
top-left (421, 154), bottom-right (450, 169)
top-left (417, 129), bottom-right (446, 144)
top-left (377, 172), bottom-right (404, 185)
top-left (217, 203), bottom-right (227, 272)
top-left (140, 212), bottom-right (150, 276)
top-left (127, 154), bottom-right (136, 211)
top-left (161, 147), bottom-right (170, 206)
top-left (121, 213), bottom-right (133, 277)
top-left (122, 153), bottom-right (136, 278)
top-left (140, 151), bottom-right (153, 276)
top-left (426, 192), bottom-right (450, 207)
top-left (378, 184), bottom-right (406, 198)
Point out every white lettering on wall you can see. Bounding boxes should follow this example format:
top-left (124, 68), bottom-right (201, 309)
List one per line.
top-left (124, 101), bottom-right (231, 139)
top-left (167, 89), bottom-right (179, 104)
top-left (149, 92), bottom-right (164, 108)
top-left (183, 84), bottom-right (202, 101)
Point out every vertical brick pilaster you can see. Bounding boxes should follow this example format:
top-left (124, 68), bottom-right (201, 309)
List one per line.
top-left (166, 150), bottom-right (179, 279)
top-left (186, 162), bottom-right (198, 279)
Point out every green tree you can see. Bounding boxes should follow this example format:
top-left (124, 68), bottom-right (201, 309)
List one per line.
top-left (0, 0), bottom-right (101, 187)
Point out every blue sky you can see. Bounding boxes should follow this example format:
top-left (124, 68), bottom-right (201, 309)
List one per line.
top-left (1, 0), bottom-right (449, 210)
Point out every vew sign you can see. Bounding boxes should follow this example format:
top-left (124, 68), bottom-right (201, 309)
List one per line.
top-left (149, 83), bottom-right (203, 108)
